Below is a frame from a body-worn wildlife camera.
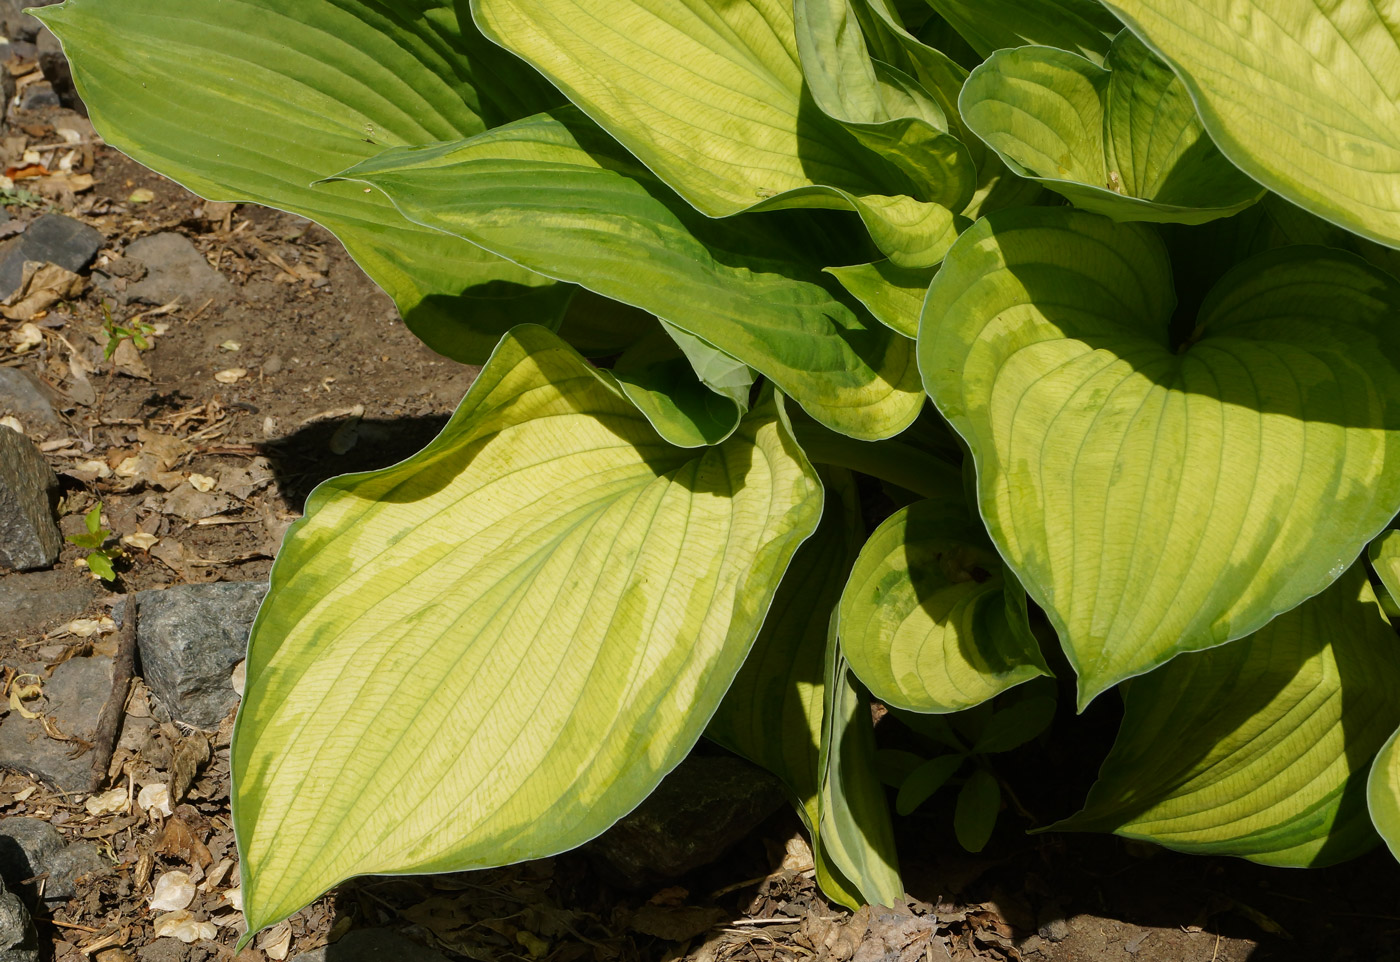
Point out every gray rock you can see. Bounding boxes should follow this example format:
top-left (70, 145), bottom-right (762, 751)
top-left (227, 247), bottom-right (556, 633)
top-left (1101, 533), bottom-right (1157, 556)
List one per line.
top-left (122, 233), bottom-right (230, 307)
top-left (118, 582), bottom-right (268, 729)
top-left (0, 817), bottom-right (108, 904)
top-left (0, 0), bottom-right (59, 42)
top-left (0, 656), bottom-right (113, 792)
top-left (292, 929), bottom-right (450, 962)
top-left (0, 427), bottom-right (60, 571)
top-left (0, 369), bottom-right (61, 431)
top-left (0, 570), bottom-right (98, 638)
top-left (0, 213), bottom-right (104, 299)
top-left (33, 26), bottom-right (78, 116)
top-left (16, 82), bottom-right (57, 113)
top-left (0, 874), bottom-right (37, 962)
top-left (586, 752), bottom-right (787, 888)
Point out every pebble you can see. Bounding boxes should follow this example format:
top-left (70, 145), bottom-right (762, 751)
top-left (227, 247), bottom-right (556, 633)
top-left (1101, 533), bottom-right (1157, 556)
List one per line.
top-left (0, 656), bottom-right (113, 791)
top-left (0, 817), bottom-right (109, 904)
top-left (0, 873), bottom-right (36, 962)
top-left (289, 929), bottom-right (449, 962)
top-left (16, 82), bottom-right (58, 113)
top-left (116, 582), bottom-right (268, 729)
top-left (0, 368), bottom-right (61, 431)
top-left (585, 752), bottom-right (787, 888)
top-left (121, 233), bottom-right (230, 306)
top-left (0, 214), bottom-right (104, 300)
top-left (0, 427), bottom-right (60, 572)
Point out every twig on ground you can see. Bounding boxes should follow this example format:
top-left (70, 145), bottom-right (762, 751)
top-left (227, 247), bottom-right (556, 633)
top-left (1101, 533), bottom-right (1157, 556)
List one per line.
top-left (86, 595), bottom-right (138, 793)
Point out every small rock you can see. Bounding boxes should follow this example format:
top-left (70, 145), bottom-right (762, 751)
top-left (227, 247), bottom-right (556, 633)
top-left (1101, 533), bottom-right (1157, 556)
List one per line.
top-left (33, 27), bottom-right (79, 116)
top-left (0, 656), bottom-right (113, 791)
top-left (116, 582), bottom-right (268, 729)
top-left (0, 570), bottom-right (99, 638)
top-left (0, 0), bottom-right (58, 42)
top-left (0, 427), bottom-right (60, 571)
top-left (0, 213), bottom-right (104, 299)
top-left (0, 817), bottom-right (108, 904)
top-left (122, 233), bottom-right (230, 307)
top-left (16, 82), bottom-right (57, 113)
top-left (290, 929), bottom-right (449, 962)
top-left (0, 369), bottom-right (61, 431)
top-left (0, 874), bottom-right (37, 962)
top-left (586, 752), bottom-right (787, 888)
top-left (1037, 916), bottom-right (1070, 943)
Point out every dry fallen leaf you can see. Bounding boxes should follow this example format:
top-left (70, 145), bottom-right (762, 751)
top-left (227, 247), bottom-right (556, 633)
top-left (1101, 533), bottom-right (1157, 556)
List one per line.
top-left (2, 262), bottom-right (86, 320)
top-left (219, 340), bottom-right (241, 351)
top-left (259, 920), bottom-right (292, 960)
top-left (62, 616), bottom-right (115, 637)
top-left (8, 675), bottom-right (42, 718)
top-left (0, 416), bottom-right (21, 435)
top-left (9, 322), bottom-right (41, 352)
top-left (121, 532), bottom-right (159, 551)
top-left (128, 187), bottom-right (155, 203)
top-left (150, 871), bottom-right (196, 912)
top-left (187, 473), bottom-right (216, 492)
top-left (213, 367), bottom-right (246, 384)
top-left (137, 782), bottom-right (173, 817)
top-left (152, 910), bottom-right (216, 943)
top-left (84, 786), bottom-right (130, 817)
top-left (230, 660), bottom-right (246, 697)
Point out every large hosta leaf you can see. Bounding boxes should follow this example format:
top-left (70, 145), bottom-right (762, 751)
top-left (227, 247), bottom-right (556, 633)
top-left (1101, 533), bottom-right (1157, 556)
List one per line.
top-left (611, 320), bottom-right (750, 448)
top-left (41, 0), bottom-right (568, 364)
top-left (1367, 725), bottom-right (1400, 862)
top-left (1056, 565), bottom-right (1400, 866)
top-left (709, 470), bottom-right (902, 909)
top-left (839, 497), bottom-right (1050, 714)
top-left (335, 109), bottom-right (925, 441)
top-left (1104, 0), bottom-right (1400, 248)
top-left (471, 0), bottom-right (965, 267)
top-left (920, 207), bottom-right (1400, 707)
top-left (232, 326), bottom-right (822, 935)
top-left (923, 0), bottom-right (1120, 64)
top-left (960, 34), bottom-right (1262, 223)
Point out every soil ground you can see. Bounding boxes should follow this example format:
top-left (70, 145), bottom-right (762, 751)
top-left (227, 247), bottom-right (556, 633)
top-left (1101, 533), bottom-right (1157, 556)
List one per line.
top-left (0, 84), bottom-right (1396, 962)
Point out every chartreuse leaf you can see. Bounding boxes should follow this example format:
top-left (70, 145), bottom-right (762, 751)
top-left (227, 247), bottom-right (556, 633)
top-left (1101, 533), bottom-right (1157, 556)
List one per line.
top-left (1370, 529), bottom-right (1400, 615)
top-left (1057, 565), bottom-right (1400, 866)
top-left (920, 207), bottom-right (1400, 709)
top-left (1367, 726), bottom-right (1400, 862)
top-left (334, 109), bottom-right (925, 441)
top-left (709, 470), bottom-right (902, 909)
top-left (231, 325), bottom-right (822, 938)
top-left (612, 321), bottom-right (749, 448)
top-left (471, 0), bottom-right (965, 268)
top-left (960, 33), bottom-right (1262, 224)
top-left (1104, 0), bottom-right (1400, 249)
top-left (39, 0), bottom-right (569, 364)
top-left (793, 0), bottom-right (976, 219)
top-left (839, 497), bottom-right (1050, 714)
top-left (924, 0), bottom-right (1120, 64)
top-left (824, 261), bottom-right (932, 339)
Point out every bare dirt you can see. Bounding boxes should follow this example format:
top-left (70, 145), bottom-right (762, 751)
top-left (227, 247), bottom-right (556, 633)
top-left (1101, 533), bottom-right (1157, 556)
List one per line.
top-left (0, 77), bottom-right (1395, 962)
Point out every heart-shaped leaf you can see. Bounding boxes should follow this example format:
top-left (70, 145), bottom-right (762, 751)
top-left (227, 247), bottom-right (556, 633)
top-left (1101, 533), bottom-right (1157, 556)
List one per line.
top-left (709, 470), bottom-right (902, 909)
top-left (924, 0), bottom-right (1121, 64)
top-left (471, 0), bottom-right (966, 267)
top-left (1104, 0), bottom-right (1400, 248)
top-left (40, 0), bottom-right (569, 363)
top-left (1367, 725), bottom-right (1400, 863)
top-left (920, 207), bottom-right (1400, 707)
top-left (334, 109), bottom-right (925, 441)
top-left (839, 497), bottom-right (1050, 713)
top-left (1057, 564), bottom-right (1400, 866)
top-left (232, 325), bottom-right (822, 935)
top-left (960, 34), bottom-right (1262, 223)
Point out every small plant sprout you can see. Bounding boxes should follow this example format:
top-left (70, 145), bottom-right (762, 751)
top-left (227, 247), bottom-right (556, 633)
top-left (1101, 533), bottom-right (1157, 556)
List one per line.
top-left (66, 503), bottom-right (122, 581)
top-left (100, 301), bottom-right (156, 360)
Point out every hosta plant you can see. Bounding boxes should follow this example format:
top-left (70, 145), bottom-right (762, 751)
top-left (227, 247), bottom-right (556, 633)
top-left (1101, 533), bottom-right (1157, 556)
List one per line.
top-left (41, 0), bottom-right (1400, 940)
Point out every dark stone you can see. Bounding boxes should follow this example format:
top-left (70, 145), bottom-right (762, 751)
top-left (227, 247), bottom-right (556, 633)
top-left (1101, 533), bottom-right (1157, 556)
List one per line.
top-left (33, 26), bottom-right (79, 116)
top-left (122, 233), bottom-right (231, 307)
top-left (292, 929), bottom-right (450, 962)
top-left (0, 0), bottom-right (59, 42)
top-left (0, 817), bottom-right (108, 904)
top-left (117, 582), bottom-right (267, 729)
top-left (16, 82), bottom-right (56, 113)
top-left (586, 752), bottom-right (786, 888)
top-left (0, 428), bottom-right (60, 571)
top-left (0, 874), bottom-right (36, 962)
top-left (0, 656), bottom-right (113, 792)
top-left (0, 213), bottom-right (104, 299)
top-left (0, 570), bottom-right (98, 638)
top-left (0, 369), bottom-right (61, 431)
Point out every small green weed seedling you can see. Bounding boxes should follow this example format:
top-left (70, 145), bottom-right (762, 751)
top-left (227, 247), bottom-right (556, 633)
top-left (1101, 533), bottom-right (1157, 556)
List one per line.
top-left (66, 503), bottom-right (121, 581)
top-left (100, 301), bottom-right (155, 360)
